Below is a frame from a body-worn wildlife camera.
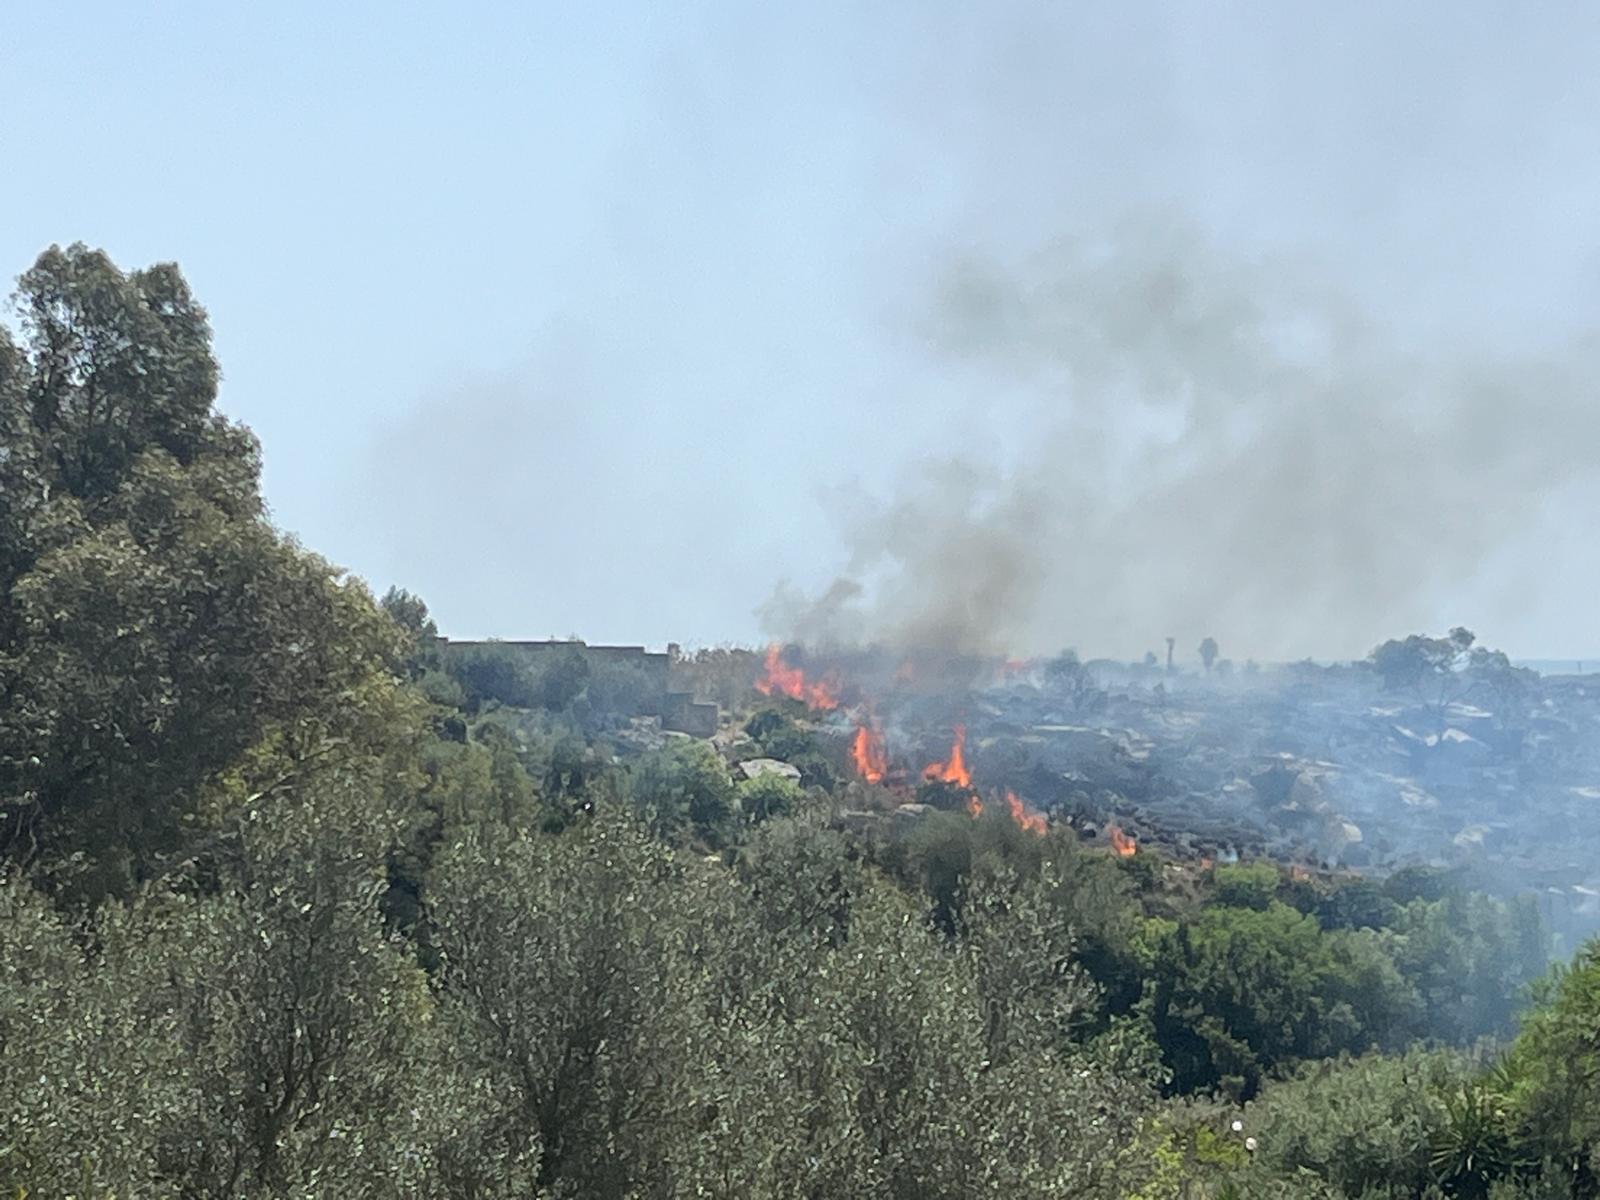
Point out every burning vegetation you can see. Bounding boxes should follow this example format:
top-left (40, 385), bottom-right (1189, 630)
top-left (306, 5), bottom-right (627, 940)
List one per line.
top-left (1006, 789), bottom-right (1048, 835)
top-left (850, 718), bottom-right (888, 783)
top-left (921, 724), bottom-right (971, 787)
top-left (719, 631), bottom-right (1600, 954)
top-left (754, 643), bottom-right (841, 709)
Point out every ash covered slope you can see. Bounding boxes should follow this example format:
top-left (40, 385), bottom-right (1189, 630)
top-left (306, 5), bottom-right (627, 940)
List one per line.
top-left (755, 636), bottom-right (1600, 949)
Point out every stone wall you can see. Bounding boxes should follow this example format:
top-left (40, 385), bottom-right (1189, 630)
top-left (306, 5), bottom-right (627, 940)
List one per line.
top-left (663, 690), bottom-right (720, 738)
top-left (437, 638), bottom-right (718, 734)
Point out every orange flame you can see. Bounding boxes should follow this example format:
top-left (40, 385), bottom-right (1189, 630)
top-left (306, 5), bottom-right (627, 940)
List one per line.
top-left (1107, 823), bottom-right (1137, 857)
top-left (922, 725), bottom-right (971, 788)
top-left (966, 793), bottom-right (985, 817)
top-left (851, 721), bottom-right (888, 783)
top-left (1005, 790), bottom-right (1047, 835)
top-left (755, 644), bottom-right (839, 709)
top-left (1290, 864), bottom-right (1310, 882)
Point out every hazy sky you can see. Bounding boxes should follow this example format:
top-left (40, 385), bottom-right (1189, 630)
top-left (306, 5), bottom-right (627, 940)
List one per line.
top-left (4, 3), bottom-right (1598, 660)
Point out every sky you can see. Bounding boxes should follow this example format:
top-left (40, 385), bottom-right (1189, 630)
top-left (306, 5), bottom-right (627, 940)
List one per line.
top-left (3, 2), bottom-right (1598, 661)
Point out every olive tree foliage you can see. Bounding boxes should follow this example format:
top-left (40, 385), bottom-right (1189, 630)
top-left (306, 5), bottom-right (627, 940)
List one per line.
top-left (424, 810), bottom-right (1165, 1199)
top-left (956, 860), bottom-right (1107, 1067)
top-left (0, 881), bottom-right (164, 1194)
top-left (0, 245), bottom-right (406, 901)
top-left (425, 813), bottom-right (703, 1198)
top-left (673, 822), bottom-right (1162, 1200)
top-left (1215, 1047), bottom-right (1577, 1200)
top-left (1234, 1050), bottom-right (1468, 1198)
top-left (0, 779), bottom-right (451, 1199)
top-left (0, 715), bottom-right (1164, 1198)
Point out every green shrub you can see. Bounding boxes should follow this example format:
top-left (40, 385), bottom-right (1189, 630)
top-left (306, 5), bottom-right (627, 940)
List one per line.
top-left (737, 772), bottom-right (804, 824)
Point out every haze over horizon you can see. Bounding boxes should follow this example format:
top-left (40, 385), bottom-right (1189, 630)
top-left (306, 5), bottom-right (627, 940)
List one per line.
top-left (5, 3), bottom-right (1598, 662)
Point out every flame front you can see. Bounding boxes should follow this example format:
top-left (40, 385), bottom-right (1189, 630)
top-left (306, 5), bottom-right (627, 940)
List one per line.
top-left (1005, 790), bottom-right (1047, 835)
top-left (851, 721), bottom-right (888, 783)
top-left (922, 725), bottom-right (971, 788)
top-left (963, 787), bottom-right (1044, 833)
top-left (755, 644), bottom-right (839, 710)
top-left (1108, 823), bottom-right (1137, 857)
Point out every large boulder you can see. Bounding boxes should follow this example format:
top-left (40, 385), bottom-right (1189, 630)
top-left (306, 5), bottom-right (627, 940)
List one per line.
top-left (737, 757), bottom-right (802, 783)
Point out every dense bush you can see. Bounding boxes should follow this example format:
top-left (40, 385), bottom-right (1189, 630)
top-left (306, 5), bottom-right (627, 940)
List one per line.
top-left (1146, 901), bottom-right (1421, 1097)
top-left (737, 770), bottom-right (804, 823)
top-left (1503, 943), bottom-right (1600, 1190)
top-left (628, 737), bottom-right (738, 842)
top-left (0, 786), bottom-right (445, 1197)
top-left (1239, 1050), bottom-right (1468, 1197)
top-left (445, 642), bottom-right (543, 710)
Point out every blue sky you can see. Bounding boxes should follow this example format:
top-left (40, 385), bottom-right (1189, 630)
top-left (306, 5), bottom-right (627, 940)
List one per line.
top-left (4, 3), bottom-right (1599, 659)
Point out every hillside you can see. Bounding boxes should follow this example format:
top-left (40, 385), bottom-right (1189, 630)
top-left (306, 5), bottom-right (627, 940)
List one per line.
top-left (4, 247), bottom-right (1600, 1198)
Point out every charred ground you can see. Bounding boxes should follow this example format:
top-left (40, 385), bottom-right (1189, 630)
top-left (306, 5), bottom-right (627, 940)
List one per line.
top-left (665, 636), bottom-right (1600, 951)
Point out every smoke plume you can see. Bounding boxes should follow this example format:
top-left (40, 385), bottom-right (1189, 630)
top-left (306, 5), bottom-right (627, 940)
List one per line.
top-left (763, 216), bottom-right (1600, 661)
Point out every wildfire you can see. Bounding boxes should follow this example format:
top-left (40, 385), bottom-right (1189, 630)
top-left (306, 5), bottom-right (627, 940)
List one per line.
top-left (962, 788), bottom-right (1045, 834)
top-left (755, 644), bottom-right (839, 709)
top-left (922, 725), bottom-right (971, 788)
top-left (1107, 823), bottom-right (1137, 857)
top-left (1290, 864), bottom-right (1311, 882)
top-left (851, 720), bottom-right (888, 783)
top-left (1005, 790), bottom-right (1048, 835)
